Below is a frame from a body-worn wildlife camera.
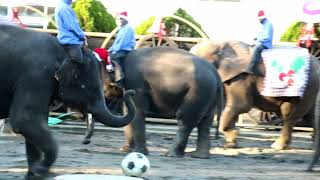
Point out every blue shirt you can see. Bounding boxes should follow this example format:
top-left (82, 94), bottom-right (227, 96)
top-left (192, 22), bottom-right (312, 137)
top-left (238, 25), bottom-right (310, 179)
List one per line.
top-left (257, 19), bottom-right (273, 49)
top-left (54, 0), bottom-right (85, 45)
top-left (109, 24), bottom-right (136, 53)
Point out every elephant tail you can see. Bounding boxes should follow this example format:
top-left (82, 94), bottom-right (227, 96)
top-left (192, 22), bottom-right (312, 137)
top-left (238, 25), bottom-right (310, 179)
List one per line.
top-left (214, 73), bottom-right (225, 139)
top-left (307, 91), bottom-right (320, 171)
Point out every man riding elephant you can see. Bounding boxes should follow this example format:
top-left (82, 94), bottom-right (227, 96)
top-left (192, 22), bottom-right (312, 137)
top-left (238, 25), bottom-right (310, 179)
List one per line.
top-left (108, 11), bottom-right (136, 88)
top-left (244, 10), bottom-right (274, 75)
top-left (190, 40), bottom-right (319, 150)
top-left (55, 0), bottom-right (87, 63)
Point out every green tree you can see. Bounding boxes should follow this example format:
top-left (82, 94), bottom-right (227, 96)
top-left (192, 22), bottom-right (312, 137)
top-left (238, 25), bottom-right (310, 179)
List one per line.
top-left (72, 0), bottom-right (116, 32)
top-left (135, 8), bottom-right (206, 37)
top-left (280, 21), bottom-right (305, 42)
top-left (164, 8), bottom-right (207, 38)
top-left (135, 16), bottom-right (155, 35)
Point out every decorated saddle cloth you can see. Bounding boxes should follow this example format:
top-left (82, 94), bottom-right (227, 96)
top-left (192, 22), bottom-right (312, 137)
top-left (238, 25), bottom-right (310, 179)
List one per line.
top-left (261, 46), bottom-right (310, 97)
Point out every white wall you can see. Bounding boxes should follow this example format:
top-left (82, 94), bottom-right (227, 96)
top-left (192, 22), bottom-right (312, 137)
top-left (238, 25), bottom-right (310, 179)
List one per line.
top-left (1, 0), bottom-right (309, 43)
top-left (102, 0), bottom-right (308, 43)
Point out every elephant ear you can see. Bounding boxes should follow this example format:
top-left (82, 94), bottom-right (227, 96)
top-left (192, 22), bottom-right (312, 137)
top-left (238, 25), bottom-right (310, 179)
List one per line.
top-left (213, 41), bottom-right (252, 82)
top-left (190, 40), bottom-right (219, 64)
top-left (55, 58), bottom-right (80, 83)
top-left (190, 40), bottom-right (252, 82)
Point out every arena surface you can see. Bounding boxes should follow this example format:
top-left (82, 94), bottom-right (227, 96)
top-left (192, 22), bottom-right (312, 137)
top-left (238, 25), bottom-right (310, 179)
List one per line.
top-left (0, 118), bottom-right (319, 180)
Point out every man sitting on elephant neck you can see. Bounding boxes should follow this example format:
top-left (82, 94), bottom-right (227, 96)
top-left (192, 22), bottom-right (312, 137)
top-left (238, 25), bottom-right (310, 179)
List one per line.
top-left (55, 0), bottom-right (87, 63)
top-left (244, 10), bottom-right (273, 75)
top-left (108, 11), bottom-right (136, 88)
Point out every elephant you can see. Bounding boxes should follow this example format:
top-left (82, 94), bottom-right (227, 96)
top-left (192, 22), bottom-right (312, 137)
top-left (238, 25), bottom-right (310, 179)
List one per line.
top-left (308, 91), bottom-right (320, 171)
top-left (99, 47), bottom-right (224, 159)
top-left (0, 25), bottom-right (136, 179)
top-left (190, 40), bottom-right (319, 150)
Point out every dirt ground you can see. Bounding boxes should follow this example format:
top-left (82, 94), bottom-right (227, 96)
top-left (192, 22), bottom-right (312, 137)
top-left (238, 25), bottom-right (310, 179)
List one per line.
top-left (1, 118), bottom-right (320, 180)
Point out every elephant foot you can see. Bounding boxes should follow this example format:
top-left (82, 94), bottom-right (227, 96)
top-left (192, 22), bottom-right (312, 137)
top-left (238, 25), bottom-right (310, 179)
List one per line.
top-left (271, 139), bottom-right (289, 150)
top-left (221, 129), bottom-right (239, 148)
top-left (132, 147), bottom-right (149, 155)
top-left (191, 150), bottom-right (210, 159)
top-left (222, 129), bottom-right (238, 143)
top-left (120, 144), bottom-right (133, 153)
top-left (223, 141), bottom-right (238, 148)
top-left (165, 149), bottom-right (184, 158)
top-left (25, 165), bottom-right (51, 180)
top-left (82, 138), bottom-right (91, 145)
top-left (25, 172), bottom-right (56, 180)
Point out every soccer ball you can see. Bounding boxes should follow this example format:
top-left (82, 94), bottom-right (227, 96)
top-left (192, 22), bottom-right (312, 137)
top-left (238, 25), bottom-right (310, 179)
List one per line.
top-left (121, 152), bottom-right (150, 177)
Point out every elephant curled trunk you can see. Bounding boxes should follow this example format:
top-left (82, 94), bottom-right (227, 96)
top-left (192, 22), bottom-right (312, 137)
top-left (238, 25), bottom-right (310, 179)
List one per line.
top-left (88, 90), bottom-right (136, 128)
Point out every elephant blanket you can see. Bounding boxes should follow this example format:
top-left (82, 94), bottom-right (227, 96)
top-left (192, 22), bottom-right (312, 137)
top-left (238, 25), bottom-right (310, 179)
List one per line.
top-left (261, 46), bottom-right (310, 97)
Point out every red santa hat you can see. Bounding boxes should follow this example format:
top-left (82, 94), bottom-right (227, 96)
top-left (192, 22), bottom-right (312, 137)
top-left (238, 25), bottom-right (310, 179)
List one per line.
top-left (119, 11), bottom-right (128, 21)
top-left (258, 10), bottom-right (266, 20)
top-left (93, 48), bottom-right (111, 64)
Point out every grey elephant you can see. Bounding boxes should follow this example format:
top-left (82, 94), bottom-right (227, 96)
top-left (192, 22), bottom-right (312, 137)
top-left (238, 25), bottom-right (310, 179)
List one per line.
top-left (101, 47), bottom-right (224, 158)
top-left (0, 25), bottom-right (136, 179)
top-left (308, 91), bottom-right (320, 171)
top-left (190, 40), bottom-right (319, 150)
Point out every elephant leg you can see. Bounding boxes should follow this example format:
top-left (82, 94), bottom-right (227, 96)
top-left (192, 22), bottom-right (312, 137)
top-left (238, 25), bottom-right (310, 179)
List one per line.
top-left (25, 140), bottom-right (42, 171)
top-left (23, 126), bottom-right (58, 179)
top-left (122, 92), bottom-right (148, 154)
top-left (219, 106), bottom-right (240, 148)
top-left (25, 140), bottom-right (42, 177)
top-left (271, 118), bottom-right (294, 150)
top-left (131, 109), bottom-right (148, 154)
top-left (271, 102), bottom-right (297, 150)
top-left (166, 120), bottom-right (194, 157)
top-left (166, 99), bottom-right (203, 157)
top-left (10, 85), bottom-right (58, 178)
top-left (191, 112), bottom-right (213, 159)
top-left (122, 124), bottom-right (134, 152)
top-left (11, 113), bottom-right (58, 179)
top-left (121, 100), bottom-right (134, 152)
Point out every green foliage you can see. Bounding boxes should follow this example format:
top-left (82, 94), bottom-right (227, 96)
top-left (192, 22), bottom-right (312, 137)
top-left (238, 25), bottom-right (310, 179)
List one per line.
top-left (164, 8), bottom-right (207, 38)
top-left (72, 0), bottom-right (116, 32)
top-left (280, 21), bottom-right (305, 42)
top-left (135, 8), bottom-right (206, 37)
top-left (47, 15), bottom-right (56, 29)
top-left (47, 21), bottom-right (56, 29)
top-left (135, 16), bottom-right (155, 35)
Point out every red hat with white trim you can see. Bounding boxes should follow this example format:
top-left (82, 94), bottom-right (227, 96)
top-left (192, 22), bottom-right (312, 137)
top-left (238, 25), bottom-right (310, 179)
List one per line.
top-left (119, 11), bottom-right (128, 21)
top-left (93, 48), bottom-right (111, 64)
top-left (258, 10), bottom-right (266, 20)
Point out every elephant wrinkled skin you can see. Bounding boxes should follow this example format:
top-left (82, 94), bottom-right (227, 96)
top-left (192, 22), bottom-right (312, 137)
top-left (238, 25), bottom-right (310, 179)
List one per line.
top-left (0, 25), bottom-right (136, 179)
top-left (190, 40), bottom-right (319, 150)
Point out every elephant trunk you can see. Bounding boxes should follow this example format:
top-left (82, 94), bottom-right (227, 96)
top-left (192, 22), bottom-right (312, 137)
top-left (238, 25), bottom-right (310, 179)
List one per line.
top-left (82, 113), bottom-right (95, 145)
top-left (308, 91), bottom-right (320, 171)
top-left (88, 90), bottom-right (136, 128)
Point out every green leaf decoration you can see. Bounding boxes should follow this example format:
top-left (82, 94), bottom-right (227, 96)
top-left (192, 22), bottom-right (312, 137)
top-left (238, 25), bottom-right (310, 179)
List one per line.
top-left (290, 56), bottom-right (305, 72)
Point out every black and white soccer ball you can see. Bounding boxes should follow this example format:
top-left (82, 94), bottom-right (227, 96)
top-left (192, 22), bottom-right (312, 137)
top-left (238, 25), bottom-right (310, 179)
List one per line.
top-left (121, 152), bottom-right (150, 177)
